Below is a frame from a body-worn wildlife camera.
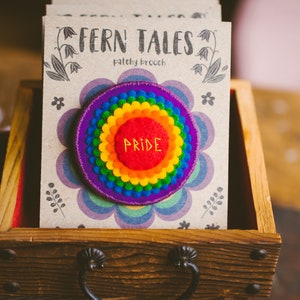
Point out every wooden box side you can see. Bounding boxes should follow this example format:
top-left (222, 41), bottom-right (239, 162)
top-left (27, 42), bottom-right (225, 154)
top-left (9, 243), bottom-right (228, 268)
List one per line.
top-left (0, 81), bottom-right (42, 231)
top-left (230, 80), bottom-right (276, 234)
top-left (0, 228), bottom-right (281, 299)
top-left (0, 84), bottom-right (33, 230)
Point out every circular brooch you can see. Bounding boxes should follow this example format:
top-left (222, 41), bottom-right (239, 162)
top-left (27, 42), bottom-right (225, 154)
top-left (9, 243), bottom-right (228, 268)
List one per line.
top-left (74, 81), bottom-right (199, 205)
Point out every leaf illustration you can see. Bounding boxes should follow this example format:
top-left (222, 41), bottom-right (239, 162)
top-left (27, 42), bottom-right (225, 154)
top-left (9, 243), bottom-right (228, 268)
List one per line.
top-left (45, 182), bottom-right (66, 218)
top-left (44, 61), bottom-right (51, 68)
top-left (204, 58), bottom-right (221, 82)
top-left (206, 74), bottom-right (225, 83)
top-left (51, 54), bottom-right (69, 80)
top-left (222, 65), bottom-right (228, 71)
top-left (46, 71), bottom-right (65, 81)
top-left (201, 186), bottom-right (225, 219)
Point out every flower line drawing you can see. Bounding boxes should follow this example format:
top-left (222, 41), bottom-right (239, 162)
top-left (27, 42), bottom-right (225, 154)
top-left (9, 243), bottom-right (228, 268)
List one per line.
top-left (201, 92), bottom-right (215, 106)
top-left (178, 220), bottom-right (190, 230)
top-left (44, 27), bottom-right (82, 81)
top-left (191, 29), bottom-right (228, 83)
top-left (51, 97), bottom-right (65, 110)
top-left (205, 223), bottom-right (220, 229)
top-left (45, 182), bottom-right (66, 218)
top-left (201, 186), bottom-right (224, 218)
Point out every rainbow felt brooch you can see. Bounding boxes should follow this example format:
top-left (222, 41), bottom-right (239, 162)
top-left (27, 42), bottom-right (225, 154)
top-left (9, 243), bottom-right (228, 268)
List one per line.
top-left (74, 81), bottom-right (199, 206)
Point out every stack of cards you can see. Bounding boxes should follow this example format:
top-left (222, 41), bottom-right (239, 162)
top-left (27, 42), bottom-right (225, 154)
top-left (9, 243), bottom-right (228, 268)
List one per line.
top-left (40, 0), bottom-right (231, 229)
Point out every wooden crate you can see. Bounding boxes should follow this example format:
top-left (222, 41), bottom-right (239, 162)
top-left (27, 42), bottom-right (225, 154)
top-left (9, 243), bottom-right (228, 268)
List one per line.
top-left (0, 80), bottom-right (281, 299)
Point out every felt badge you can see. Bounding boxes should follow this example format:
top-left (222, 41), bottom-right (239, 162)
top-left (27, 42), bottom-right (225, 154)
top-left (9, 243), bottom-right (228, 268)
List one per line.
top-left (74, 81), bottom-right (199, 206)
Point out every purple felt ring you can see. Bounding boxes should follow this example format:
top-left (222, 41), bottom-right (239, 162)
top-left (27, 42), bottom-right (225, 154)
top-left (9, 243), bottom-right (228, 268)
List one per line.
top-left (74, 81), bottom-right (199, 205)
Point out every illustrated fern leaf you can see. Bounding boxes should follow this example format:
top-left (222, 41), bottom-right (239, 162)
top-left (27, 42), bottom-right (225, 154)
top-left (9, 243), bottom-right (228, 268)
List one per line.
top-left (51, 54), bottom-right (69, 81)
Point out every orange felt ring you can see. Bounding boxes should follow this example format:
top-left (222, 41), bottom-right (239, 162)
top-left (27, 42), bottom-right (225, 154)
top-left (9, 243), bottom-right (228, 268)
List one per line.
top-left (98, 102), bottom-right (183, 186)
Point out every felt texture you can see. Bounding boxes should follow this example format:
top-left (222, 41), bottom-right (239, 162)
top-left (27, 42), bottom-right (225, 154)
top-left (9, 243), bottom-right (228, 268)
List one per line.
top-left (114, 117), bottom-right (169, 170)
top-left (75, 81), bottom-right (199, 206)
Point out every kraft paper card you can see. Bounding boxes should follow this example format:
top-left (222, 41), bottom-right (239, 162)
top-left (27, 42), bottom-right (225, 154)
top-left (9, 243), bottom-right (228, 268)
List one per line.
top-left (47, 0), bottom-right (221, 20)
top-left (40, 14), bottom-right (231, 229)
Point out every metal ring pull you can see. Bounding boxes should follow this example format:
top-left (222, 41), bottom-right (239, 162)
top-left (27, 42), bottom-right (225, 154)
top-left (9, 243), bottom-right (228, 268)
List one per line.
top-left (169, 246), bottom-right (200, 300)
top-left (77, 246), bottom-right (199, 300)
top-left (77, 248), bottom-right (106, 300)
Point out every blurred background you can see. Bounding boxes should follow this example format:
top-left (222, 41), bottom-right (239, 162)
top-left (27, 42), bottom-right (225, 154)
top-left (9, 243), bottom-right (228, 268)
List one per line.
top-left (0, 0), bottom-right (300, 299)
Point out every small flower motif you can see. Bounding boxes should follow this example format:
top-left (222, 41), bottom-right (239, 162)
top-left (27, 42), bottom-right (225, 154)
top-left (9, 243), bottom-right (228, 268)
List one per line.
top-left (178, 220), bottom-right (190, 230)
top-left (191, 64), bottom-right (203, 75)
top-left (198, 29), bottom-right (211, 42)
top-left (205, 223), bottom-right (220, 230)
top-left (70, 62), bottom-right (82, 74)
top-left (64, 44), bottom-right (77, 58)
top-left (197, 47), bottom-right (209, 60)
top-left (63, 26), bottom-right (77, 39)
top-left (52, 97), bottom-right (65, 110)
top-left (201, 92), bottom-right (215, 106)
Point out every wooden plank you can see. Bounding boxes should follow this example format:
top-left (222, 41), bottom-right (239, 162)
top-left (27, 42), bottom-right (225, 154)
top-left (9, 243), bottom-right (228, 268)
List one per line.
top-left (0, 229), bottom-right (280, 299)
top-left (0, 86), bottom-right (34, 231)
top-left (230, 80), bottom-right (276, 234)
top-left (0, 228), bottom-right (280, 244)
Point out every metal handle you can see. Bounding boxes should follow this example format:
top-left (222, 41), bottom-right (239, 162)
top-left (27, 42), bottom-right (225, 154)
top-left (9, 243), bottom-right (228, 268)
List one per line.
top-left (77, 248), bottom-right (106, 300)
top-left (77, 246), bottom-right (200, 300)
top-left (169, 246), bottom-right (200, 300)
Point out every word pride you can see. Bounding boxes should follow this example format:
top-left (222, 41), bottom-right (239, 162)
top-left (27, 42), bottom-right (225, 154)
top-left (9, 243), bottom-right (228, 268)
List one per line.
top-left (123, 138), bottom-right (162, 152)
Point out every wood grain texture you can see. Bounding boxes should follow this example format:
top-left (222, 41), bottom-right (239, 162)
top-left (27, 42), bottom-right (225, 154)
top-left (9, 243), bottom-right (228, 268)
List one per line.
top-left (0, 229), bottom-right (280, 299)
top-left (0, 86), bottom-right (34, 231)
top-left (230, 80), bottom-right (276, 234)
